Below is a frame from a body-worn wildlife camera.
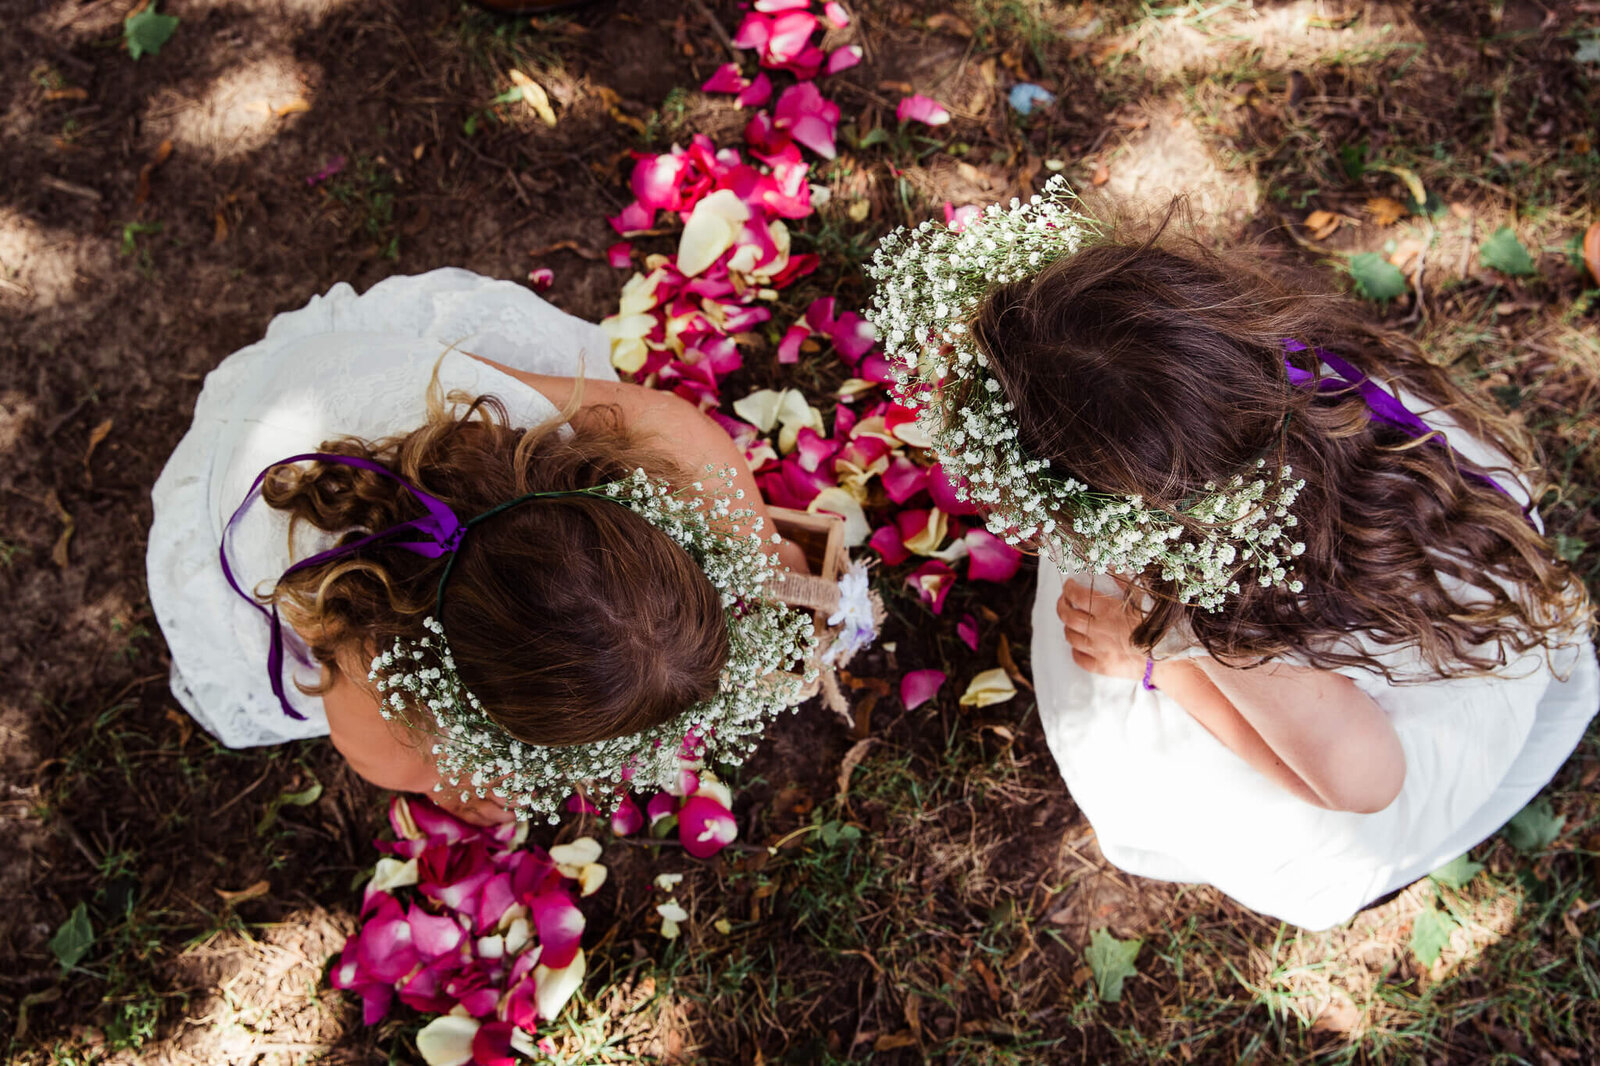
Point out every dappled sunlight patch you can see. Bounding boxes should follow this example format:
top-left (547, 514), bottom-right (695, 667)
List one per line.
top-left (1080, 99), bottom-right (1259, 230)
top-left (143, 53), bottom-right (316, 162)
top-left (0, 209), bottom-right (115, 314)
top-left (140, 906), bottom-right (359, 1066)
top-left (1117, 0), bottom-right (1423, 80)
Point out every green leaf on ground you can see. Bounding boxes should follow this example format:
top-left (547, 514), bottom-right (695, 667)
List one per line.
top-left (1429, 853), bottom-right (1485, 890)
top-left (1410, 905), bottom-right (1456, 966)
top-left (125, 5), bottom-right (180, 60)
top-left (1086, 927), bottom-right (1141, 1002)
top-left (1347, 252), bottom-right (1407, 302)
top-left (257, 779), bottom-right (323, 833)
top-left (1576, 36), bottom-right (1600, 64)
top-left (50, 902), bottom-right (94, 971)
top-left (1505, 798), bottom-right (1565, 852)
top-left (1479, 226), bottom-right (1536, 277)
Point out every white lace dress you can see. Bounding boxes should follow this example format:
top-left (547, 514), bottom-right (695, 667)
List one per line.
top-left (1032, 404), bottom-right (1600, 930)
top-left (147, 269), bottom-right (616, 748)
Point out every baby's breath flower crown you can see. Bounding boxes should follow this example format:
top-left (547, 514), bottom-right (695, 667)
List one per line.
top-left (368, 468), bottom-right (818, 824)
top-left (866, 176), bottom-right (1306, 609)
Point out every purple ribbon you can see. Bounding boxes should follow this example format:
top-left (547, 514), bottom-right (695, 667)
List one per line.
top-left (1282, 340), bottom-right (1524, 507)
top-left (219, 452), bottom-right (465, 720)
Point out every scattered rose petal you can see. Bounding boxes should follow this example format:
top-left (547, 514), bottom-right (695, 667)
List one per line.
top-left (944, 202), bottom-right (980, 232)
top-left (960, 668), bottom-right (1017, 708)
top-left (563, 793), bottom-right (599, 816)
top-left (646, 792), bottom-right (680, 826)
top-left (809, 486), bottom-right (871, 547)
top-left (678, 794), bottom-right (740, 858)
top-left (907, 559), bottom-right (956, 614)
top-left (965, 528), bottom-right (1024, 582)
top-left (416, 1014), bottom-right (480, 1066)
top-left (655, 872), bottom-right (685, 891)
top-left (610, 795), bottom-right (645, 836)
top-left (549, 837), bottom-right (603, 868)
top-left (678, 189), bottom-right (751, 277)
top-left (774, 82), bottom-right (839, 160)
top-left (901, 669), bottom-right (947, 710)
top-left (607, 241), bottom-right (632, 269)
top-left (702, 62), bottom-right (749, 94)
top-left (958, 613), bottom-right (980, 651)
top-left (823, 1), bottom-right (851, 27)
top-left (826, 45), bottom-right (863, 74)
top-left (897, 93), bottom-right (951, 126)
top-left (471, 1021), bottom-right (519, 1066)
top-left (777, 322), bottom-right (809, 364)
top-left (577, 863), bottom-right (608, 897)
top-left (869, 523), bottom-right (909, 565)
top-left (766, 10), bottom-right (820, 63)
top-left (533, 948), bottom-right (586, 1020)
top-left (528, 891), bottom-right (585, 969)
top-left (658, 900), bottom-right (690, 922)
top-left (737, 72), bottom-right (773, 109)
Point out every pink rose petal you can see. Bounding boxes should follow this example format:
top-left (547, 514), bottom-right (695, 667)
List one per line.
top-left (823, 1), bottom-right (851, 28)
top-left (527, 267), bottom-right (554, 292)
top-left (528, 890), bottom-right (586, 970)
top-left (754, 0), bottom-right (812, 10)
top-left (901, 669), bottom-right (947, 710)
top-left (608, 200), bottom-right (654, 235)
top-left (610, 795), bottom-right (645, 836)
top-left (473, 872), bottom-right (518, 933)
top-left (502, 974), bottom-right (539, 1030)
top-left (792, 427), bottom-right (839, 473)
top-left (869, 523), bottom-right (909, 566)
top-left (472, 1021), bottom-right (519, 1066)
top-left (646, 791), bottom-right (679, 826)
top-left (831, 311), bottom-right (877, 362)
top-left (766, 11), bottom-right (819, 64)
top-left (965, 528), bottom-right (1024, 583)
top-left (736, 72), bottom-right (773, 109)
top-left (565, 793), bottom-right (600, 816)
top-left (774, 82), bottom-right (839, 160)
top-left (355, 895), bottom-right (419, 984)
top-left (702, 63), bottom-right (749, 94)
top-left (897, 93), bottom-right (951, 126)
top-left (407, 907), bottom-right (465, 961)
top-left (805, 296), bottom-right (838, 334)
top-left (882, 456), bottom-right (929, 503)
top-left (958, 613), bottom-right (980, 651)
top-left (607, 241), bottom-right (632, 268)
top-left (826, 45), bottom-right (863, 74)
top-left (777, 322), bottom-right (809, 364)
top-left (678, 794), bottom-right (739, 858)
top-left (907, 559), bottom-right (956, 614)
top-left (927, 464), bottom-right (980, 516)
top-left (731, 12), bottom-right (773, 51)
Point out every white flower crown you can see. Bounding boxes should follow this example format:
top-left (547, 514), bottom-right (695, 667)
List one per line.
top-left (368, 467), bottom-right (819, 824)
top-left (866, 176), bottom-right (1306, 609)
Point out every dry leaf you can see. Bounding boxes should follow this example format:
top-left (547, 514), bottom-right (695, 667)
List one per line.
top-left (216, 879), bottom-right (271, 905)
top-left (164, 708), bottom-right (193, 746)
top-left (903, 992), bottom-right (922, 1036)
top-left (978, 57), bottom-right (997, 87)
top-left (835, 737), bottom-right (874, 801)
top-left (133, 139), bottom-right (174, 206)
top-left (212, 210), bottom-right (229, 244)
top-left (995, 633), bottom-right (1033, 691)
top-left (509, 70), bottom-right (558, 127)
top-left (528, 239), bottom-right (604, 261)
top-left (1365, 196), bottom-right (1406, 227)
top-left (1304, 209), bottom-right (1341, 240)
top-left (874, 1032), bottom-right (919, 1051)
top-left (847, 199), bottom-right (871, 222)
top-left (44, 87), bottom-right (88, 102)
top-left (271, 98), bottom-right (311, 117)
top-left (84, 418), bottom-right (113, 470)
top-left (44, 489), bottom-right (73, 569)
top-left (877, 80), bottom-right (914, 95)
top-left (413, 143), bottom-right (426, 160)
top-left (926, 12), bottom-right (974, 36)
top-left (1583, 221), bottom-right (1600, 287)
top-left (1091, 164), bottom-right (1110, 186)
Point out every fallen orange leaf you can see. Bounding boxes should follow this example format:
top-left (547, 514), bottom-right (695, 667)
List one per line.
top-left (1366, 196), bottom-right (1406, 226)
top-left (1304, 209), bottom-right (1341, 240)
top-left (1583, 221), bottom-right (1600, 287)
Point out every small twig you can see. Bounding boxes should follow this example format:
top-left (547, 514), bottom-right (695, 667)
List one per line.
top-left (212, 763), bottom-right (276, 818)
top-left (685, 0), bottom-right (740, 62)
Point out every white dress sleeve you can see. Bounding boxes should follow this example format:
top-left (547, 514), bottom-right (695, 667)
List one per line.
top-left (147, 269), bottom-right (613, 748)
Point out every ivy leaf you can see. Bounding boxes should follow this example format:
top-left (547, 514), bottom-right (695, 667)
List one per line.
top-left (49, 902), bottom-right (94, 971)
top-left (125, 5), bottom-right (180, 60)
top-left (1479, 226), bottom-right (1537, 277)
top-left (1085, 927), bottom-right (1142, 1002)
top-left (1504, 797), bottom-right (1565, 852)
top-left (1429, 853), bottom-right (1485, 890)
top-left (1347, 252), bottom-right (1408, 302)
top-left (1575, 36), bottom-right (1600, 65)
top-left (1410, 905), bottom-right (1457, 966)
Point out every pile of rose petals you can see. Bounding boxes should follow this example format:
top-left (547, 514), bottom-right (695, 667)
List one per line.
top-left (331, 797), bottom-right (594, 1065)
top-left (597, 1), bottom-right (1013, 623)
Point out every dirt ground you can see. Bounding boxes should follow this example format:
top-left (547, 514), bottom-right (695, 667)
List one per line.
top-left (4, 0), bottom-right (1600, 1063)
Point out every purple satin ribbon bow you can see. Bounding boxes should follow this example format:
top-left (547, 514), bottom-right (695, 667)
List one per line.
top-left (219, 452), bottom-right (465, 720)
top-left (1282, 340), bottom-right (1524, 507)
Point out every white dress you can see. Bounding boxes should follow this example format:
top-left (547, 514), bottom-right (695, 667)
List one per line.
top-left (1032, 399), bottom-right (1600, 930)
top-left (147, 269), bottom-right (616, 748)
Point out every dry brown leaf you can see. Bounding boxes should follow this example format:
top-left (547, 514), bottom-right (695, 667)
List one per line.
top-left (996, 633), bottom-right (1034, 691)
top-left (133, 139), bottom-right (174, 206)
top-left (926, 12), bottom-right (974, 36)
top-left (873, 1032), bottom-right (919, 1051)
top-left (44, 87), bottom-right (88, 102)
top-left (1366, 196), bottom-right (1406, 227)
top-left (509, 70), bottom-right (558, 127)
top-left (877, 80), bottom-right (914, 94)
top-left (1304, 209), bottom-right (1341, 240)
top-left (83, 418), bottom-right (113, 485)
top-left (903, 992), bottom-right (922, 1037)
top-left (978, 57), bottom-right (997, 87)
top-left (44, 489), bottom-right (73, 569)
top-left (1091, 164), bottom-right (1110, 186)
top-left (164, 707), bottom-right (194, 746)
top-left (215, 880), bottom-right (271, 905)
top-left (609, 108), bottom-right (648, 135)
top-left (835, 737), bottom-right (874, 801)
top-left (212, 210), bottom-right (229, 244)
top-left (1583, 221), bottom-right (1600, 287)
top-left (412, 143), bottom-right (426, 160)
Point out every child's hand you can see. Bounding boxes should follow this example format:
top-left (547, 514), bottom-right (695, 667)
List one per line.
top-left (433, 788), bottom-right (519, 827)
top-left (1056, 578), bottom-right (1146, 682)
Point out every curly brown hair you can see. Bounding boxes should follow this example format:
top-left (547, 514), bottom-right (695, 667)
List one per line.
top-left (971, 213), bottom-right (1590, 681)
top-left (261, 378), bottom-right (730, 746)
